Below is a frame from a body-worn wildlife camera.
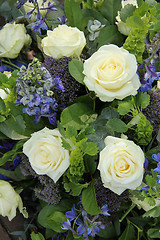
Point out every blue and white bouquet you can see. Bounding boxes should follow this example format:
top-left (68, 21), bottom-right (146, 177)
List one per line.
top-left (0, 0), bottom-right (160, 239)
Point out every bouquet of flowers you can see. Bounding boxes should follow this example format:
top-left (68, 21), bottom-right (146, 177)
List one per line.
top-left (0, 0), bottom-right (160, 239)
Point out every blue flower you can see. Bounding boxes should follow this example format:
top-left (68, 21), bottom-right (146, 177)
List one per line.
top-left (152, 153), bottom-right (160, 162)
top-left (101, 204), bottom-right (110, 216)
top-left (65, 204), bottom-right (77, 221)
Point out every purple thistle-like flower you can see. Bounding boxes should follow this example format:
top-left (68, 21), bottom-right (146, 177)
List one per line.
top-left (20, 154), bottom-right (61, 204)
top-left (42, 57), bottom-right (84, 107)
top-left (94, 178), bottom-right (128, 213)
top-left (143, 89), bottom-right (160, 134)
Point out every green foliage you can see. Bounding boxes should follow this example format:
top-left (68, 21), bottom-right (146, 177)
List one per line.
top-left (97, 25), bottom-right (124, 48)
top-left (147, 228), bottom-right (160, 239)
top-left (60, 102), bottom-right (96, 130)
top-left (64, 178), bottom-right (88, 196)
top-left (0, 139), bottom-right (26, 167)
top-left (118, 102), bottom-right (133, 116)
top-left (68, 59), bottom-right (85, 85)
top-left (107, 118), bottom-right (128, 133)
top-left (82, 8), bottom-right (110, 25)
top-left (123, 1), bottom-right (158, 62)
top-left (87, 107), bottom-right (118, 150)
top-left (47, 211), bottom-right (67, 233)
top-left (38, 199), bottom-right (74, 229)
top-left (82, 181), bottom-right (101, 215)
top-left (118, 224), bottom-right (136, 240)
top-left (64, 0), bottom-right (88, 30)
top-left (67, 141), bottom-right (85, 182)
top-left (99, 0), bottom-right (121, 25)
top-left (143, 205), bottom-right (160, 218)
top-left (134, 114), bottom-right (153, 146)
top-left (120, 4), bottom-right (136, 22)
top-left (31, 232), bottom-right (45, 240)
top-left (135, 91), bottom-right (150, 109)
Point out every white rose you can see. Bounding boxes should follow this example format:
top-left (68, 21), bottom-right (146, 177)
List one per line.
top-left (97, 136), bottom-right (145, 195)
top-left (0, 23), bottom-right (31, 59)
top-left (116, 0), bottom-right (138, 35)
top-left (0, 180), bottom-right (28, 221)
top-left (83, 44), bottom-right (141, 102)
top-left (41, 25), bottom-right (86, 58)
top-left (23, 127), bottom-right (70, 182)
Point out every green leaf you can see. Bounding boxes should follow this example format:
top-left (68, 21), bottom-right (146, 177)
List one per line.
top-left (5, 115), bottom-right (26, 134)
top-left (38, 199), bottom-right (74, 229)
top-left (65, 125), bottom-right (77, 138)
top-left (31, 232), bottom-right (45, 240)
top-left (0, 122), bottom-right (28, 140)
top-left (61, 138), bottom-right (72, 150)
top-left (120, 4), bottom-right (136, 22)
top-left (82, 8), bottom-right (110, 25)
top-left (84, 154), bottom-right (97, 174)
top-left (82, 182), bottom-right (101, 215)
top-left (99, 107), bottom-right (119, 120)
top-left (145, 174), bottom-right (156, 188)
top-left (47, 211), bottom-right (67, 233)
top-left (107, 118), bottom-right (128, 133)
top-left (0, 166), bottom-right (28, 181)
top-left (135, 91), bottom-right (150, 109)
top-left (81, 141), bottom-right (98, 156)
top-left (137, 0), bottom-right (144, 6)
top-left (118, 224), bottom-right (136, 240)
top-left (157, 129), bottom-right (160, 143)
top-left (147, 228), bottom-right (160, 239)
top-left (100, 0), bottom-right (122, 24)
top-left (64, 0), bottom-right (86, 30)
top-left (97, 25), bottom-right (124, 48)
top-left (60, 103), bottom-right (94, 130)
top-left (98, 223), bottom-right (118, 239)
top-left (118, 102), bottom-right (133, 115)
top-left (0, 115), bottom-right (6, 122)
top-left (64, 181), bottom-right (88, 196)
top-left (0, 97), bottom-right (6, 112)
top-left (143, 205), bottom-right (160, 218)
top-left (68, 59), bottom-right (85, 84)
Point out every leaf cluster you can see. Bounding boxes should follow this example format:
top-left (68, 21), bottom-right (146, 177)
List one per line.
top-left (117, 92), bottom-right (153, 146)
top-left (123, 0), bottom-right (160, 62)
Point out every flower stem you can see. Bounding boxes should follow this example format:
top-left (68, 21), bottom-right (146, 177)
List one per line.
top-left (1, 59), bottom-right (20, 70)
top-left (119, 204), bottom-right (136, 222)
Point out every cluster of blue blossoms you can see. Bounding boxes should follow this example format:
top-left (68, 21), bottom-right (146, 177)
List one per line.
top-left (15, 58), bottom-right (65, 125)
top-left (138, 34), bottom-right (160, 92)
top-left (61, 203), bottom-right (110, 239)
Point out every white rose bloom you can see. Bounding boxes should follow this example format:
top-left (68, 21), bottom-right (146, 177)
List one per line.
top-left (83, 44), bottom-right (141, 102)
top-left (41, 25), bottom-right (86, 58)
top-left (98, 136), bottom-right (145, 195)
top-left (23, 127), bottom-right (70, 182)
top-left (0, 180), bottom-right (28, 221)
top-left (0, 23), bottom-right (31, 59)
